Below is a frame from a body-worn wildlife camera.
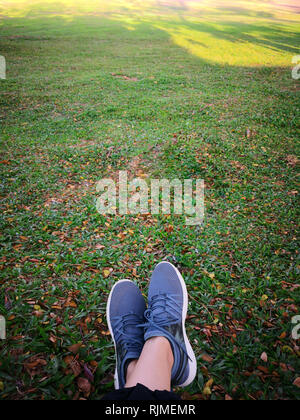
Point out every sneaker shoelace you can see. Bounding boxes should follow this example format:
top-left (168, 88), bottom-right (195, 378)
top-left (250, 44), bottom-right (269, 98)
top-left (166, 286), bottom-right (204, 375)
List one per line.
top-left (112, 312), bottom-right (145, 353)
top-left (139, 293), bottom-right (191, 361)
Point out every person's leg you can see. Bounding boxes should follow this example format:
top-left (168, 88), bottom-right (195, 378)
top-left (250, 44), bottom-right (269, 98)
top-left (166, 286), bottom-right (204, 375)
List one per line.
top-left (134, 262), bottom-right (197, 389)
top-left (125, 261), bottom-right (197, 392)
top-left (104, 278), bottom-right (180, 400)
top-left (125, 336), bottom-right (174, 391)
top-left (106, 280), bottom-right (146, 389)
top-left (105, 262), bottom-right (197, 399)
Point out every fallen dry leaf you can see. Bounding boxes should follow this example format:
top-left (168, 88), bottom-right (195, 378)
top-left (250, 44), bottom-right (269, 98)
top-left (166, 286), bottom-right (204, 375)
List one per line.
top-left (257, 366), bottom-right (269, 374)
top-left (203, 378), bottom-right (214, 396)
top-left (201, 354), bottom-right (214, 363)
top-left (49, 334), bottom-right (57, 344)
top-left (286, 155), bottom-right (298, 167)
top-left (260, 352), bottom-right (268, 363)
top-left (68, 342), bottom-right (83, 354)
top-left (65, 298), bottom-right (77, 308)
top-left (103, 269), bottom-right (111, 278)
top-left (64, 355), bottom-right (82, 377)
top-left (293, 377), bottom-right (300, 388)
top-left (24, 358), bottom-right (47, 370)
top-left (24, 356), bottom-right (47, 377)
top-left (77, 377), bottom-right (91, 395)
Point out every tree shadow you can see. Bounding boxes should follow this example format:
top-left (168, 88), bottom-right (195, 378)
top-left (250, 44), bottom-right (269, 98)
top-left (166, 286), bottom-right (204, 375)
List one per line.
top-left (162, 18), bottom-right (300, 55)
top-left (1, 0), bottom-right (299, 59)
top-left (1, 2), bottom-right (299, 76)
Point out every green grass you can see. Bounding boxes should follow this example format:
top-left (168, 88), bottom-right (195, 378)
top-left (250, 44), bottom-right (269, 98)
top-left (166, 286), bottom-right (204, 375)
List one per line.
top-left (0, 0), bottom-right (299, 400)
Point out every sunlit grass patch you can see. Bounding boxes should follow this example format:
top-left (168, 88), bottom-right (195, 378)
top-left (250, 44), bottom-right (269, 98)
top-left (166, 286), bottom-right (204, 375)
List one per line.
top-left (1, 0), bottom-right (300, 66)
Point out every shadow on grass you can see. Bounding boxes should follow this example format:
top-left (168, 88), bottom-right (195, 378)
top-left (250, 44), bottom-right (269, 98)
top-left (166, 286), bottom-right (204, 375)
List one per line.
top-left (1, 1), bottom-right (299, 64)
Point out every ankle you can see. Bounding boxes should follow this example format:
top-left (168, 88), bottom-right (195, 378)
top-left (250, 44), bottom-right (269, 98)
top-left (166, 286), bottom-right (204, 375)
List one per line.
top-left (146, 336), bottom-right (174, 367)
top-left (126, 359), bottom-right (138, 382)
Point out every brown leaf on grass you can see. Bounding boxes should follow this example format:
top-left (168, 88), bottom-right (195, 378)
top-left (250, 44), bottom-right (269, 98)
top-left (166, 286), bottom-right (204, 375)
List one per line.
top-left (184, 392), bottom-right (204, 400)
top-left (165, 225), bottom-right (174, 233)
top-left (260, 352), bottom-right (268, 363)
top-left (51, 304), bottom-right (63, 310)
top-left (201, 365), bottom-right (209, 376)
top-left (64, 355), bottom-right (82, 377)
top-left (293, 377), bottom-right (300, 388)
top-left (68, 342), bottom-right (83, 354)
top-left (111, 73), bottom-right (138, 82)
top-left (287, 190), bottom-right (298, 196)
top-left (24, 358), bottom-right (47, 370)
top-left (84, 364), bottom-right (94, 383)
top-left (231, 160), bottom-right (246, 171)
top-left (33, 310), bottom-right (44, 318)
top-left (203, 378), bottom-right (214, 396)
top-left (257, 366), bottom-right (269, 374)
top-left (65, 298), bottom-right (77, 308)
top-left (56, 316), bottom-right (63, 326)
top-left (49, 334), bottom-right (57, 344)
top-left (280, 363), bottom-right (288, 372)
top-left (89, 360), bottom-right (98, 369)
top-left (124, 76), bottom-right (138, 82)
top-left (77, 377), bottom-right (91, 395)
top-left (201, 354), bottom-right (214, 363)
top-left (72, 391), bottom-right (80, 401)
top-left (225, 394), bottom-right (233, 400)
top-left (24, 356), bottom-right (47, 377)
top-left (286, 155), bottom-right (298, 167)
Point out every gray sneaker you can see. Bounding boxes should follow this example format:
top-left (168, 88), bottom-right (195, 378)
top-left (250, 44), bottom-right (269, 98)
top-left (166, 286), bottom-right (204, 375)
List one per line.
top-left (106, 280), bottom-right (146, 389)
top-left (142, 262), bottom-right (197, 387)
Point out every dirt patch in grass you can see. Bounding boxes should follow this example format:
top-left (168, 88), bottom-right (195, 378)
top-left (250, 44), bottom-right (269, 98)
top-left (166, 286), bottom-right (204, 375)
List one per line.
top-left (111, 73), bottom-right (138, 82)
top-left (43, 179), bottom-right (95, 209)
top-left (68, 140), bottom-right (98, 149)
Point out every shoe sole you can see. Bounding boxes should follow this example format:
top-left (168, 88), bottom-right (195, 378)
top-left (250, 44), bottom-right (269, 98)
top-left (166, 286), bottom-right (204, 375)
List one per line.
top-left (106, 279), bottom-right (133, 390)
top-left (155, 262), bottom-right (197, 387)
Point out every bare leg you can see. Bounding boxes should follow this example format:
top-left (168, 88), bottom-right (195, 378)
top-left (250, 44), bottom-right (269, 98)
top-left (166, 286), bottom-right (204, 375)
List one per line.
top-left (125, 336), bottom-right (174, 391)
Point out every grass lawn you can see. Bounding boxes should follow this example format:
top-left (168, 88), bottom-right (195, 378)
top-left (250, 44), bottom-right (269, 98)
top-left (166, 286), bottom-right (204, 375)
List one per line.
top-left (0, 0), bottom-right (299, 400)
